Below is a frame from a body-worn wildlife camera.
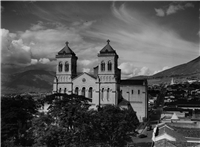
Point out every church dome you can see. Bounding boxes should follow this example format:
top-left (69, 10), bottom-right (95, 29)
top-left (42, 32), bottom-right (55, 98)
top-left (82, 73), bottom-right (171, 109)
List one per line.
top-left (99, 40), bottom-right (117, 54)
top-left (58, 41), bottom-right (75, 56)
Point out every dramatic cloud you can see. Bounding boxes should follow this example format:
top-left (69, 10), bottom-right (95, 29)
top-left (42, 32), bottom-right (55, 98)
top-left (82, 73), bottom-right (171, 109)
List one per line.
top-left (1, 18), bottom-right (101, 73)
top-left (118, 62), bottom-right (152, 78)
top-left (155, 2), bottom-right (194, 17)
top-left (39, 58), bottom-right (50, 64)
top-left (1, 29), bottom-right (31, 64)
top-left (87, 3), bottom-right (198, 72)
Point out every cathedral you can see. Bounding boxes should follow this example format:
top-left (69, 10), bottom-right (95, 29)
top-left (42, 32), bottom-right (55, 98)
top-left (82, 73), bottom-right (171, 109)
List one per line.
top-left (53, 40), bottom-right (148, 122)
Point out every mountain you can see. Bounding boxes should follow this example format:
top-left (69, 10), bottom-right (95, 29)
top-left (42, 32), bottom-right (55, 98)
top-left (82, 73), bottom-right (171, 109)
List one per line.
top-left (153, 56), bottom-right (200, 78)
top-left (1, 56), bottom-right (200, 94)
top-left (148, 56), bottom-right (200, 85)
top-left (1, 70), bottom-right (55, 95)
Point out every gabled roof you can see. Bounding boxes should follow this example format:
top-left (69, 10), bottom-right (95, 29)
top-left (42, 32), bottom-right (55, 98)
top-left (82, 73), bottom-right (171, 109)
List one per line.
top-left (155, 139), bottom-right (200, 147)
top-left (72, 72), bottom-right (97, 81)
top-left (99, 40), bottom-right (117, 55)
top-left (155, 139), bottom-right (177, 147)
top-left (171, 113), bottom-right (179, 120)
top-left (155, 123), bottom-right (186, 142)
top-left (58, 42), bottom-right (75, 56)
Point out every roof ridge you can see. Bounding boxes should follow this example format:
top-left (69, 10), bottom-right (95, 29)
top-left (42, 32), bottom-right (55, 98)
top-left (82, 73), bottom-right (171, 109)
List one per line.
top-left (58, 41), bottom-right (75, 55)
top-left (99, 40), bottom-right (117, 54)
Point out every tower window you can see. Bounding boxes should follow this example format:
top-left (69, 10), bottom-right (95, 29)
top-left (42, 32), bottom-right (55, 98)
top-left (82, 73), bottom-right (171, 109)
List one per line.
top-left (58, 62), bottom-right (62, 72)
top-left (65, 61), bottom-right (69, 72)
top-left (138, 90), bottom-right (140, 94)
top-left (101, 61), bottom-right (105, 71)
top-left (108, 61), bottom-right (112, 71)
top-left (132, 90), bottom-right (134, 94)
top-left (81, 87), bottom-right (86, 97)
top-left (88, 87), bottom-right (93, 98)
top-left (64, 88), bottom-right (67, 93)
top-left (59, 88), bottom-right (62, 93)
top-left (75, 87), bottom-right (79, 95)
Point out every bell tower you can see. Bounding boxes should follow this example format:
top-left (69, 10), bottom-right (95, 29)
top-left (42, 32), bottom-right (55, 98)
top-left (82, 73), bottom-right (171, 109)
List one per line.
top-left (53, 41), bottom-right (78, 94)
top-left (97, 40), bottom-right (121, 105)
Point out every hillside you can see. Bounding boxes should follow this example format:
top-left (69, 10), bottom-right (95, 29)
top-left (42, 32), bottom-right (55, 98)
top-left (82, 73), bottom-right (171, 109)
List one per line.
top-left (153, 56), bottom-right (200, 78)
top-left (1, 56), bottom-right (200, 94)
top-left (148, 56), bottom-right (200, 85)
top-left (1, 70), bottom-right (55, 95)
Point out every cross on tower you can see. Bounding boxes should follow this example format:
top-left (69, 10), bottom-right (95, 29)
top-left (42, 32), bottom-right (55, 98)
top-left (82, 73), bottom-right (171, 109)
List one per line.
top-left (107, 39), bottom-right (110, 44)
top-left (65, 41), bottom-right (69, 46)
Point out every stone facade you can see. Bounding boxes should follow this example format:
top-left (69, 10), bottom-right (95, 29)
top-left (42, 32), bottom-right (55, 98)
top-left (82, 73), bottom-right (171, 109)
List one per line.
top-left (53, 40), bottom-right (148, 122)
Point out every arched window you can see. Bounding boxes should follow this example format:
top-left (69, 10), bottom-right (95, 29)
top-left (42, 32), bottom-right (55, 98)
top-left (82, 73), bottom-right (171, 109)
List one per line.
top-left (59, 88), bottom-right (62, 93)
top-left (101, 88), bottom-right (104, 101)
top-left (101, 61), bottom-right (105, 71)
top-left (75, 87), bottom-right (79, 95)
top-left (59, 62), bottom-right (62, 72)
top-left (108, 61), bottom-right (112, 71)
top-left (81, 87), bottom-right (85, 97)
top-left (138, 90), bottom-right (140, 94)
top-left (107, 88), bottom-right (109, 101)
top-left (88, 87), bottom-right (93, 98)
top-left (65, 61), bottom-right (69, 72)
top-left (64, 88), bottom-right (67, 93)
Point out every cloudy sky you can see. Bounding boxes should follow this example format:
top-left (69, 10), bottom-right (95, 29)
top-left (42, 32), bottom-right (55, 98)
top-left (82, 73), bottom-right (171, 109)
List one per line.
top-left (1, 1), bottom-right (200, 78)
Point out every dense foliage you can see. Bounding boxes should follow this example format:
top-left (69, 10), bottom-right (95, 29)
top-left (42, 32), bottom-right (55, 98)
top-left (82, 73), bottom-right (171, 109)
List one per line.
top-left (1, 95), bottom-right (39, 147)
top-left (2, 94), bottom-right (139, 147)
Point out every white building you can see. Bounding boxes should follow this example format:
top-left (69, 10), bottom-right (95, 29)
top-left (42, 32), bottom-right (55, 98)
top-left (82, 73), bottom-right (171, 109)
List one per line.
top-left (53, 40), bottom-right (148, 122)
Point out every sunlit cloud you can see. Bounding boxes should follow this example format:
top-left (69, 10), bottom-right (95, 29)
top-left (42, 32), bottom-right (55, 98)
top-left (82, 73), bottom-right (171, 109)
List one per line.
top-left (155, 2), bottom-right (194, 17)
top-left (1, 1), bottom-right (199, 77)
top-left (87, 2), bottom-right (198, 72)
top-left (153, 66), bottom-right (170, 75)
top-left (155, 8), bottom-right (165, 17)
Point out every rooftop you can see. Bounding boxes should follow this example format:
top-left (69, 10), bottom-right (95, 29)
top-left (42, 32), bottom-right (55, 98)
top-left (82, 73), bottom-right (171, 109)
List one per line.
top-left (99, 40), bottom-right (117, 55)
top-left (57, 41), bottom-right (76, 56)
top-left (120, 79), bottom-right (147, 86)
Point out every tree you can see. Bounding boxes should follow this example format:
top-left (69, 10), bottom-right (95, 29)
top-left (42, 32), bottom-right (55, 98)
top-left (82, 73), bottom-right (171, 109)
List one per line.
top-left (32, 93), bottom-right (139, 147)
top-left (1, 95), bottom-right (39, 147)
top-left (32, 93), bottom-right (93, 147)
top-left (90, 105), bottom-right (139, 147)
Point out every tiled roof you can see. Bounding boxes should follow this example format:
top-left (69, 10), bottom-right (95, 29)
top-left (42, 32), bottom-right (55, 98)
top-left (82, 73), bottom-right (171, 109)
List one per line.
top-left (170, 141), bottom-right (200, 147)
top-left (155, 123), bottom-right (186, 142)
top-left (58, 42), bottom-right (75, 56)
top-left (171, 126), bottom-right (200, 138)
top-left (155, 139), bottom-right (177, 147)
top-left (155, 139), bottom-right (200, 147)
